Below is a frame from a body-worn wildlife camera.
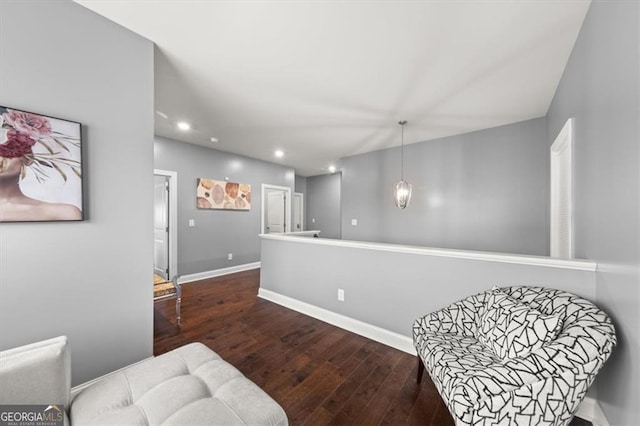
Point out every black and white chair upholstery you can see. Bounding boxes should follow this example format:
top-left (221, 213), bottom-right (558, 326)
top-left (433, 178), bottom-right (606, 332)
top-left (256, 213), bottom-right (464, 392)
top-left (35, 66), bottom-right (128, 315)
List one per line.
top-left (412, 286), bottom-right (616, 426)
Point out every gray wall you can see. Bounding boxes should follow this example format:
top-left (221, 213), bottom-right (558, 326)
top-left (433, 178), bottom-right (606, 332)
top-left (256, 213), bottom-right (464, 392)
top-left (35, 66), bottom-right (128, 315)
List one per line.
top-left (306, 173), bottom-right (342, 239)
top-left (0, 0), bottom-right (154, 385)
top-left (260, 237), bottom-right (596, 338)
top-left (154, 137), bottom-right (295, 275)
top-left (341, 118), bottom-right (549, 256)
top-left (546, 1), bottom-right (640, 424)
top-left (294, 175), bottom-right (307, 195)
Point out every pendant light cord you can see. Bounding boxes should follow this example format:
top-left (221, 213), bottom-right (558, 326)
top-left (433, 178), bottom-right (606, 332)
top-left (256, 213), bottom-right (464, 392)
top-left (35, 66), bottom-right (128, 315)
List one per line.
top-left (399, 120), bottom-right (407, 180)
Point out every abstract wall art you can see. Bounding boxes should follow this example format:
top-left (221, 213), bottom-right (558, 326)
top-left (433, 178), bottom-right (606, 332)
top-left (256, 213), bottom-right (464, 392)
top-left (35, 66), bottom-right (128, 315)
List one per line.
top-left (196, 178), bottom-right (251, 210)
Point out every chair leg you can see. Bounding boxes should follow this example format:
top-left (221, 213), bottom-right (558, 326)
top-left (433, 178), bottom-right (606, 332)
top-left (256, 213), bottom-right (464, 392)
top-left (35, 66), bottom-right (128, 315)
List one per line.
top-left (417, 353), bottom-right (425, 384)
top-left (172, 275), bottom-right (182, 327)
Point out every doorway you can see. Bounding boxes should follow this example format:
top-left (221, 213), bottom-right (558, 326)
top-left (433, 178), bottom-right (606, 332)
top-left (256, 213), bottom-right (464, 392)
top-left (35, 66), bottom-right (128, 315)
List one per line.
top-left (261, 184), bottom-right (291, 234)
top-left (154, 169), bottom-right (178, 278)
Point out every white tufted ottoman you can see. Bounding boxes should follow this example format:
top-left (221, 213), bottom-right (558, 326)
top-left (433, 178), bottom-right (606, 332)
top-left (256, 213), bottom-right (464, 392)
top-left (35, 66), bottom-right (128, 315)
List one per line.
top-left (70, 343), bottom-right (288, 425)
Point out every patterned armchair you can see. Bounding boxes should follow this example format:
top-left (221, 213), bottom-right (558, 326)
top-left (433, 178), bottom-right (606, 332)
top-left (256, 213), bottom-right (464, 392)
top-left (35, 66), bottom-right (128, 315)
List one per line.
top-left (412, 286), bottom-right (616, 426)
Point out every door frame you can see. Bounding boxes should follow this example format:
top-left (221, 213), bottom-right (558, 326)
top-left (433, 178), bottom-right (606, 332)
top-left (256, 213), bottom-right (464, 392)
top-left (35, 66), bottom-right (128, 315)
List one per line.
top-left (261, 184), bottom-right (292, 234)
top-left (154, 169), bottom-right (178, 278)
top-left (293, 192), bottom-right (304, 232)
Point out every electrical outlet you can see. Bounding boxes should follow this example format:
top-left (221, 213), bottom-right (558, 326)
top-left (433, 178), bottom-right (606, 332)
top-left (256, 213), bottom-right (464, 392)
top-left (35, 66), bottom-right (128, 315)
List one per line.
top-left (351, 219), bottom-right (358, 226)
top-left (188, 219), bottom-right (195, 227)
top-left (312, 218), bottom-right (315, 223)
top-left (228, 253), bottom-right (233, 260)
top-left (338, 288), bottom-right (344, 302)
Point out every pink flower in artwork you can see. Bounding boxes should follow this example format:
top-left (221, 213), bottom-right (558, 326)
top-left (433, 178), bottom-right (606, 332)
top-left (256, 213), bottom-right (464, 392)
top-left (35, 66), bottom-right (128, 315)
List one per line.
top-left (0, 129), bottom-right (36, 158)
top-left (3, 109), bottom-right (52, 139)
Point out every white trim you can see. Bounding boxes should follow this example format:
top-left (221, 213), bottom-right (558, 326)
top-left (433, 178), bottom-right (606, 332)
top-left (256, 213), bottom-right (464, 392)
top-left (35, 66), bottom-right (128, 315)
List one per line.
top-left (178, 262), bottom-right (261, 284)
top-left (70, 356), bottom-right (154, 399)
top-left (154, 169), bottom-right (178, 278)
top-left (259, 234), bottom-right (597, 271)
top-left (261, 184), bottom-right (292, 234)
top-left (287, 230), bottom-right (321, 236)
top-left (293, 192), bottom-right (304, 232)
top-left (550, 118), bottom-right (574, 259)
top-left (258, 288), bottom-right (414, 354)
top-left (576, 396), bottom-right (609, 426)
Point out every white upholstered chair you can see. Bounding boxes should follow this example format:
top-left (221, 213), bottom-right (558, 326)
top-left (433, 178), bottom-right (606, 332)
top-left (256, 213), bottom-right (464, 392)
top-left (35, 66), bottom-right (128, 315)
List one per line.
top-left (413, 286), bottom-right (616, 425)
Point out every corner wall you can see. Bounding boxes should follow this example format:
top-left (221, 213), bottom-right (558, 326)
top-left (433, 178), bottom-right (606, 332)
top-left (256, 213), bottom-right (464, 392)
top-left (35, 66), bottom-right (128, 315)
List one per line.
top-left (340, 117), bottom-right (549, 256)
top-left (154, 136), bottom-right (295, 275)
top-left (546, 1), bottom-right (640, 424)
top-left (306, 173), bottom-right (342, 239)
top-left (0, 0), bottom-right (154, 385)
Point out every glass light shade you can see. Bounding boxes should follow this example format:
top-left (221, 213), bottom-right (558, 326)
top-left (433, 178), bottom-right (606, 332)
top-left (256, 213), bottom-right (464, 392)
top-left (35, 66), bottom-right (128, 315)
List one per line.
top-left (393, 180), bottom-right (412, 209)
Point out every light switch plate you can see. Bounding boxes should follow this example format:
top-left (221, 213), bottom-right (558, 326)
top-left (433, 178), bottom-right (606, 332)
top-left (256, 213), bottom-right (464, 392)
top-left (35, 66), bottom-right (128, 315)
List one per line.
top-left (188, 219), bottom-right (195, 227)
top-left (351, 219), bottom-right (358, 226)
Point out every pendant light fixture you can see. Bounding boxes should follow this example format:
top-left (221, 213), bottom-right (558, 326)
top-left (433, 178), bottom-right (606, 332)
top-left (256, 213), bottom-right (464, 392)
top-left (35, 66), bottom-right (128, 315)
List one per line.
top-left (393, 120), bottom-right (412, 209)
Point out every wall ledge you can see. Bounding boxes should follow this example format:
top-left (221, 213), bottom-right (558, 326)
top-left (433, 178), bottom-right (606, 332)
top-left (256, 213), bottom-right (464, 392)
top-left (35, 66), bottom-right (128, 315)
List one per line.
top-left (260, 234), bottom-right (597, 271)
top-left (178, 262), bottom-right (261, 284)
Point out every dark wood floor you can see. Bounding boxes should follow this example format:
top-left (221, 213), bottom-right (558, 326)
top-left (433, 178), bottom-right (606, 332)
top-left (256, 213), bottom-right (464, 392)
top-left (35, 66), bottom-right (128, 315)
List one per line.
top-left (153, 269), bottom-right (591, 426)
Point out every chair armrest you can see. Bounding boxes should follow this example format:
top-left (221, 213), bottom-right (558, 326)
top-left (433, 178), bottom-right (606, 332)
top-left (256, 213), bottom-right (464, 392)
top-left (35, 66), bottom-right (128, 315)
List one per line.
top-left (0, 336), bottom-right (71, 408)
top-left (462, 367), bottom-right (588, 425)
top-left (448, 342), bottom-right (606, 423)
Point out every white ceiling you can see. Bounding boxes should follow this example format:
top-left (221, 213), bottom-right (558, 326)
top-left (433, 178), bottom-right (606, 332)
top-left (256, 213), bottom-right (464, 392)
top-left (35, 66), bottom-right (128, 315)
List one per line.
top-left (76, 0), bottom-right (590, 177)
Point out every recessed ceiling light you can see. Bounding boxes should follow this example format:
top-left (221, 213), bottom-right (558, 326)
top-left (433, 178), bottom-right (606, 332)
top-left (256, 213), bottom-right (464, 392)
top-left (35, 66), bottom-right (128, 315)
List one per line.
top-left (274, 150), bottom-right (284, 158)
top-left (210, 137), bottom-right (219, 143)
top-left (177, 121), bottom-right (191, 131)
top-left (328, 165), bottom-right (336, 173)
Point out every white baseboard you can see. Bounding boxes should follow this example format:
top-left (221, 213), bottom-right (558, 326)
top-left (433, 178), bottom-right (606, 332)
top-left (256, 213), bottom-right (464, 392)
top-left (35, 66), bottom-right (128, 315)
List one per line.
top-left (576, 396), bottom-right (609, 426)
top-left (70, 356), bottom-right (154, 399)
top-left (178, 262), bottom-right (261, 284)
top-left (257, 288), bottom-right (415, 355)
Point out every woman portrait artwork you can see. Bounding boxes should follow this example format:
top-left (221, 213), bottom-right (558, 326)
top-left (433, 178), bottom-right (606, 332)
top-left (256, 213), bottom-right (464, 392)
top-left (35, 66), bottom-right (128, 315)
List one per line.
top-left (0, 106), bottom-right (83, 222)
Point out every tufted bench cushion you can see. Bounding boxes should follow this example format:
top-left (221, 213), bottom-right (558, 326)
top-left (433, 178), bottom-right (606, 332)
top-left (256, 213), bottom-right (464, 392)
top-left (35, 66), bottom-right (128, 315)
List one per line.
top-left (70, 343), bottom-right (288, 425)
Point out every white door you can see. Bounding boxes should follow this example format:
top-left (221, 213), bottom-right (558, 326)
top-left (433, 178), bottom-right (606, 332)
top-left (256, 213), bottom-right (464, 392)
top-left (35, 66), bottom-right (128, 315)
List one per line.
top-left (293, 192), bottom-right (304, 231)
top-left (266, 189), bottom-right (286, 233)
top-left (261, 184), bottom-right (292, 234)
top-left (154, 175), bottom-right (170, 279)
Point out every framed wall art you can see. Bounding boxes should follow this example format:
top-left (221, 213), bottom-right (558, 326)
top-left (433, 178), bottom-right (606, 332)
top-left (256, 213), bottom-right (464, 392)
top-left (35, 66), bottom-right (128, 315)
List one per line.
top-left (0, 106), bottom-right (83, 222)
top-left (197, 178), bottom-right (251, 210)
